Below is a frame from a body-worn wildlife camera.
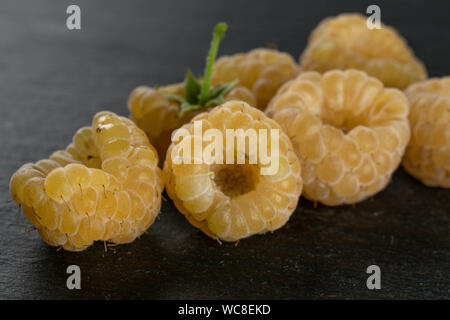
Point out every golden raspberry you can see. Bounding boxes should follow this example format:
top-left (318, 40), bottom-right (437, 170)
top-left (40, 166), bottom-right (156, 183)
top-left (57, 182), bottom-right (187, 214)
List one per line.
top-left (402, 77), bottom-right (450, 187)
top-left (266, 69), bottom-right (410, 205)
top-left (128, 84), bottom-right (255, 163)
top-left (164, 101), bottom-right (302, 241)
top-left (299, 13), bottom-right (427, 89)
top-left (211, 48), bottom-right (299, 108)
top-left (10, 111), bottom-right (163, 251)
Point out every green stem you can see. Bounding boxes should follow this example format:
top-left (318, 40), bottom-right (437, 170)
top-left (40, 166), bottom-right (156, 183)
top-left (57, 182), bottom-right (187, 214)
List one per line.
top-left (199, 22), bottom-right (228, 106)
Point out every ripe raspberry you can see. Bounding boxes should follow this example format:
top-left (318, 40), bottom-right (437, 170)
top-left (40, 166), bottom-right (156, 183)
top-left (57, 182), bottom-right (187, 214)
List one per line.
top-left (10, 111), bottom-right (163, 251)
top-left (163, 101), bottom-right (302, 241)
top-left (402, 77), bottom-right (450, 187)
top-left (266, 69), bottom-right (410, 205)
top-left (128, 23), bottom-right (257, 163)
top-left (211, 48), bottom-right (299, 108)
top-left (299, 13), bottom-right (427, 89)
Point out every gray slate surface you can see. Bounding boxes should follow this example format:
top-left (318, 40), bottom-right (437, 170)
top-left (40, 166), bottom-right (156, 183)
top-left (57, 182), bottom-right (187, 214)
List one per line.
top-left (0, 0), bottom-right (449, 299)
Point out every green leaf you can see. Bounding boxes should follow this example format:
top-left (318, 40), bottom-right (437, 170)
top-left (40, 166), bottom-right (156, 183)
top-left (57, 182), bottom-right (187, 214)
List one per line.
top-left (177, 102), bottom-right (201, 119)
top-left (205, 95), bottom-right (225, 107)
top-left (162, 93), bottom-right (187, 104)
top-left (209, 79), bottom-right (239, 100)
top-left (184, 69), bottom-right (201, 104)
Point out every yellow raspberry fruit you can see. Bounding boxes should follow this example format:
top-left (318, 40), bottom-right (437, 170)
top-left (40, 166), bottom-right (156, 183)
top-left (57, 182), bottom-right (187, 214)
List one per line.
top-left (266, 69), bottom-right (410, 206)
top-left (10, 111), bottom-right (163, 251)
top-left (163, 101), bottom-right (302, 241)
top-left (211, 48), bottom-right (299, 108)
top-left (128, 83), bottom-right (255, 163)
top-left (299, 13), bottom-right (427, 89)
top-left (402, 77), bottom-right (450, 187)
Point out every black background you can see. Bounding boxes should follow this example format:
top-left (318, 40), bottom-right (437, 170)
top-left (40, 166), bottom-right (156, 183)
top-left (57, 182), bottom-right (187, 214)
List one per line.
top-left (0, 0), bottom-right (449, 299)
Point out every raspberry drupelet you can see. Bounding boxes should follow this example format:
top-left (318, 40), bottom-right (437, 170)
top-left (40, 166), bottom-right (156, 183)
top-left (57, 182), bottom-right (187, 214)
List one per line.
top-left (266, 69), bottom-right (410, 206)
top-left (402, 77), bottom-right (450, 187)
top-left (300, 13), bottom-right (427, 89)
top-left (10, 111), bottom-right (163, 251)
top-left (164, 101), bottom-right (303, 241)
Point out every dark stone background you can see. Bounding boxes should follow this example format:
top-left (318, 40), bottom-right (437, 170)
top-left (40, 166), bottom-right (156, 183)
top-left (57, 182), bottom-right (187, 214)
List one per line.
top-left (0, 0), bottom-right (448, 299)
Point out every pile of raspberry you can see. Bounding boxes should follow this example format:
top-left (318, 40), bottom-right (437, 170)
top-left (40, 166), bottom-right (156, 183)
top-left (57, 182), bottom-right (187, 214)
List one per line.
top-left (10, 18), bottom-right (449, 251)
